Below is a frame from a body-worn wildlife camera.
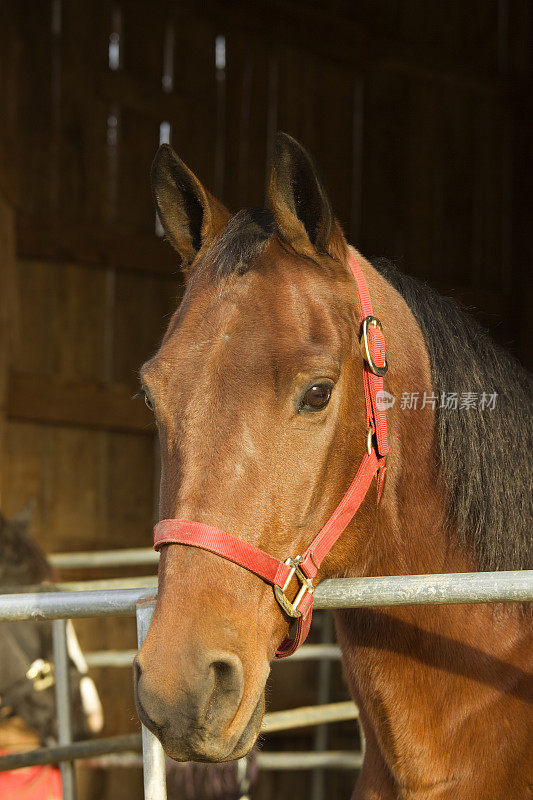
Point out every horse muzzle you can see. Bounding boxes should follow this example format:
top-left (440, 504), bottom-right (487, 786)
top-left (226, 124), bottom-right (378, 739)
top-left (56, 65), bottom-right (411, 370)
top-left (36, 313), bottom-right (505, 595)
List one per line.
top-left (133, 650), bottom-right (265, 761)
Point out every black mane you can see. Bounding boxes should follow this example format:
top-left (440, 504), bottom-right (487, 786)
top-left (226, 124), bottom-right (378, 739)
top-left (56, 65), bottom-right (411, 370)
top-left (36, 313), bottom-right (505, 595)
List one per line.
top-left (373, 258), bottom-right (533, 572)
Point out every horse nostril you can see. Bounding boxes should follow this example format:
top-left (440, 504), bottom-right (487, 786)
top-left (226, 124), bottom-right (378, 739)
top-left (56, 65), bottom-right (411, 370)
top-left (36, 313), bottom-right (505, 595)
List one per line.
top-left (206, 654), bottom-right (244, 720)
top-left (134, 658), bottom-right (142, 685)
top-left (212, 659), bottom-right (235, 691)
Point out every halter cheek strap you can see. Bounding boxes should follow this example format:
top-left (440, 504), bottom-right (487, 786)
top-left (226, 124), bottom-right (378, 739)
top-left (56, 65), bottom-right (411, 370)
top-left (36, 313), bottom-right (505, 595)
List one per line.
top-left (154, 253), bottom-right (389, 658)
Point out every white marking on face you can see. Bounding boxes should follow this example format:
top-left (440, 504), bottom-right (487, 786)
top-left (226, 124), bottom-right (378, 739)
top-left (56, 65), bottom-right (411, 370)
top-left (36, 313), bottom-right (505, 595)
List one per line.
top-left (241, 425), bottom-right (256, 458)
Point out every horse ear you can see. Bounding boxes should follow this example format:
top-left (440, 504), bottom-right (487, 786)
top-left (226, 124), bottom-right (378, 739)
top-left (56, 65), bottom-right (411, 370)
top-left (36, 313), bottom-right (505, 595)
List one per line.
top-left (151, 144), bottom-right (230, 274)
top-left (267, 132), bottom-right (347, 263)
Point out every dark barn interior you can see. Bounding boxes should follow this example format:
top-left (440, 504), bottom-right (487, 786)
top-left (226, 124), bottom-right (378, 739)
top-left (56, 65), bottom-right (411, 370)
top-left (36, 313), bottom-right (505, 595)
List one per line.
top-left (0, 2), bottom-right (531, 799)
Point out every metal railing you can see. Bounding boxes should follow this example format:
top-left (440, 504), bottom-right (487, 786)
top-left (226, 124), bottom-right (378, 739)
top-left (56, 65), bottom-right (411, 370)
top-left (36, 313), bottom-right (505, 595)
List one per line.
top-left (0, 568), bottom-right (531, 800)
top-left (49, 548), bottom-right (159, 570)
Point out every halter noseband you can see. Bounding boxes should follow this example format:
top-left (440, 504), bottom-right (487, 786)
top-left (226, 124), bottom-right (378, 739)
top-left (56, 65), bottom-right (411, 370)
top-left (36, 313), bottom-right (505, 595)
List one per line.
top-left (153, 253), bottom-right (389, 658)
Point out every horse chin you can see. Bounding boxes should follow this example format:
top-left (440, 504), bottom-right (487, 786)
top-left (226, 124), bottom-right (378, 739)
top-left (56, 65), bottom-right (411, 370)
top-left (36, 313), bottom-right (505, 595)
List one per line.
top-left (164, 694), bottom-right (264, 764)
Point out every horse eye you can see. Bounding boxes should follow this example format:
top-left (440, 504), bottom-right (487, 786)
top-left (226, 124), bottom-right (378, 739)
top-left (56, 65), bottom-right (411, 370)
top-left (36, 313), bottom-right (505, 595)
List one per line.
top-left (299, 382), bottom-right (333, 412)
top-left (139, 389), bottom-right (154, 412)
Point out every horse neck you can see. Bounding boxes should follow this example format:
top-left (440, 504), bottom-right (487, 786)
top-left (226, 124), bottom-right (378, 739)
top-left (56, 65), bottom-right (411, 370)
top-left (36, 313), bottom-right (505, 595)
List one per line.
top-left (337, 255), bottom-right (531, 798)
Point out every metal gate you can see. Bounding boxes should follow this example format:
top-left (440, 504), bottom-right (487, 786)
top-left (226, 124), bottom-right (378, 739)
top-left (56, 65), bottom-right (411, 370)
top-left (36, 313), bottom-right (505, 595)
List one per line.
top-left (0, 566), bottom-right (531, 800)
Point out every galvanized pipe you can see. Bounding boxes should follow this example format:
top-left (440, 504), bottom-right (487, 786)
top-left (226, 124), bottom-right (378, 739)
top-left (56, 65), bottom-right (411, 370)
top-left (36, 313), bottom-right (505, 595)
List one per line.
top-left (0, 587), bottom-right (155, 620)
top-left (85, 643), bottom-right (342, 669)
top-left (50, 548), bottom-right (159, 570)
top-left (0, 699), bottom-right (359, 774)
top-left (312, 613), bottom-right (334, 800)
top-left (52, 618), bottom-right (77, 800)
top-left (0, 735), bottom-right (142, 772)
top-left (256, 750), bottom-right (364, 770)
top-left (85, 649), bottom-right (139, 668)
top-left (261, 701), bottom-right (358, 734)
top-left (79, 750), bottom-right (365, 771)
top-left (6, 577), bottom-right (158, 595)
top-left (0, 571), bottom-right (531, 622)
top-left (54, 576), bottom-right (157, 592)
top-left (284, 642), bottom-right (342, 661)
top-left (0, 739), bottom-right (365, 775)
top-left (314, 570), bottom-right (533, 609)
top-left (136, 601), bottom-right (167, 800)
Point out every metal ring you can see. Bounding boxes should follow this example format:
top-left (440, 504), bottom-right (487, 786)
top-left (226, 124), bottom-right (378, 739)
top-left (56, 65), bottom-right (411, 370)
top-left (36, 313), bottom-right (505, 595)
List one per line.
top-left (360, 316), bottom-right (388, 377)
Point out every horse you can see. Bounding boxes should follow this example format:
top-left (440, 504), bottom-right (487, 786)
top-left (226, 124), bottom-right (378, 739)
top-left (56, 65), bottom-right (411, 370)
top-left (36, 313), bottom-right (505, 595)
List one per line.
top-left (134, 132), bottom-right (532, 799)
top-left (0, 505), bottom-right (103, 753)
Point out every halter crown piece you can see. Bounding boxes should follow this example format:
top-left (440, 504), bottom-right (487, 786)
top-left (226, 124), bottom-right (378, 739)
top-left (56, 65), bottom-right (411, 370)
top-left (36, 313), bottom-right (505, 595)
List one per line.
top-left (154, 253), bottom-right (389, 658)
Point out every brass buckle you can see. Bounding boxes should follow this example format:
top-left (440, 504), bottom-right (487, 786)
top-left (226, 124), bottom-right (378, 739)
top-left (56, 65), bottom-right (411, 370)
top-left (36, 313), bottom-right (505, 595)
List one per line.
top-left (273, 556), bottom-right (314, 619)
top-left (360, 316), bottom-right (388, 377)
top-left (366, 427), bottom-right (374, 456)
top-left (26, 659), bottom-right (55, 691)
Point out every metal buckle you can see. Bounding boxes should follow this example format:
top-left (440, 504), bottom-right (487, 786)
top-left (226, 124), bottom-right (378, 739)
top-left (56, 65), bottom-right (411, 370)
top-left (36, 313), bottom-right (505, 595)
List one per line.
top-left (26, 658), bottom-right (55, 691)
top-left (273, 556), bottom-right (314, 619)
top-left (366, 427), bottom-right (374, 456)
top-left (360, 316), bottom-right (388, 377)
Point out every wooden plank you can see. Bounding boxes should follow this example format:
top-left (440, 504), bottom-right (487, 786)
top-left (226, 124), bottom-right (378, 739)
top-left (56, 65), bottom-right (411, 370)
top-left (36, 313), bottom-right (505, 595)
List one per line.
top-left (6, 372), bottom-right (154, 434)
top-left (0, 2), bottom-right (21, 203)
top-left (277, 46), bottom-right (318, 158)
top-left (276, 45), bottom-right (356, 235)
top-left (11, 260), bottom-right (53, 377)
top-left (358, 70), bottom-right (409, 261)
top-left (16, 218), bottom-right (179, 275)
top-left (117, 3), bottom-right (165, 232)
top-left (223, 32), bottom-right (270, 210)
top-left (0, 421), bottom-right (49, 521)
top-left (432, 85), bottom-right (477, 288)
top-left (58, 1), bottom-right (110, 225)
top-left (175, 0), bottom-right (516, 98)
top-left (117, 106), bottom-right (160, 232)
top-left (170, 9), bottom-right (218, 194)
top-left (15, 0), bottom-right (54, 219)
top-left (311, 58), bottom-right (356, 237)
top-left (112, 271), bottom-right (179, 386)
top-left (508, 1), bottom-right (532, 370)
top-left (403, 82), bottom-right (438, 280)
top-left (471, 99), bottom-right (506, 290)
top-left (106, 431), bottom-right (157, 545)
top-left (52, 263), bottom-right (108, 381)
top-left (0, 194), bottom-right (17, 492)
top-left (98, 69), bottom-right (189, 121)
top-left (14, 260), bottom-right (109, 381)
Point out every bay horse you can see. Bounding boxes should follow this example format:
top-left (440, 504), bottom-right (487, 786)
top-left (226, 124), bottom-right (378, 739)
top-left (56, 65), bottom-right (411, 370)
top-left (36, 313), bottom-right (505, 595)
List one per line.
top-left (135, 133), bottom-right (532, 799)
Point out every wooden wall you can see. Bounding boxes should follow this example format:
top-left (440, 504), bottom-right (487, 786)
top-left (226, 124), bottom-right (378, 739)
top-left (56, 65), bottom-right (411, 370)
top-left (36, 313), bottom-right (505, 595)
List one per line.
top-left (0, 1), bottom-right (531, 799)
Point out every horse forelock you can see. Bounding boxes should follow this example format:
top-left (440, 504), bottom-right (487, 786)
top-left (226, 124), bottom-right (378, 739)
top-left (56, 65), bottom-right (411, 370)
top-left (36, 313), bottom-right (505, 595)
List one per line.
top-left (202, 207), bottom-right (276, 281)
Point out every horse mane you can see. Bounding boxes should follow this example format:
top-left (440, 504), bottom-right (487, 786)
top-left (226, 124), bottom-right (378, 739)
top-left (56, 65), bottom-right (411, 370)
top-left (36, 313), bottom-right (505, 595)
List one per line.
top-left (373, 258), bottom-right (533, 572)
top-left (0, 510), bottom-right (53, 587)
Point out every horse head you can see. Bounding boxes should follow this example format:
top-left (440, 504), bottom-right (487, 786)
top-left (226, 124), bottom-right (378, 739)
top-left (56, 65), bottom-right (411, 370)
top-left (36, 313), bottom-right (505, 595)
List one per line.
top-left (135, 134), bottom-right (384, 761)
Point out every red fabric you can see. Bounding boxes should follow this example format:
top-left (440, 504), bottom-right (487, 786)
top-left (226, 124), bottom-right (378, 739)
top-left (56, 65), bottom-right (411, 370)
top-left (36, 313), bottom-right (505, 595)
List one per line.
top-left (299, 450), bottom-right (381, 577)
top-left (154, 252), bottom-right (389, 657)
top-left (0, 758), bottom-right (63, 800)
top-left (154, 520), bottom-right (292, 587)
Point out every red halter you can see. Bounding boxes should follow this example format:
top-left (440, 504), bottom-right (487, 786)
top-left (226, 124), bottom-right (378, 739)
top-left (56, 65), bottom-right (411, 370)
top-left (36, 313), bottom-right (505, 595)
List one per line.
top-left (154, 253), bottom-right (389, 658)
